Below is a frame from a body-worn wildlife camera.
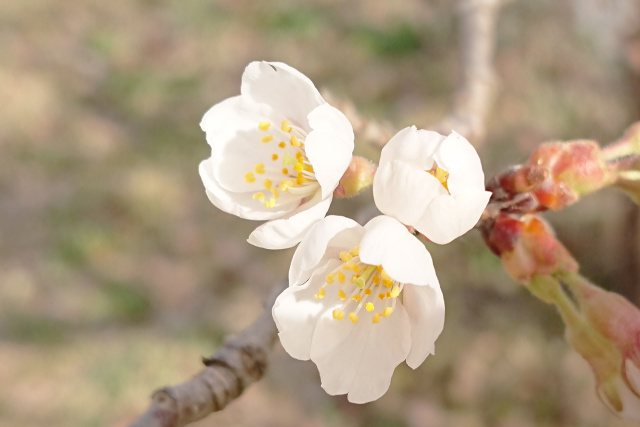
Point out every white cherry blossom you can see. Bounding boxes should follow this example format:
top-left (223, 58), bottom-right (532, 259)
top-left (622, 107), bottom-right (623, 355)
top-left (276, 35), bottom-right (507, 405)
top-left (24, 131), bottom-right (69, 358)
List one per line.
top-left (273, 215), bottom-right (445, 403)
top-left (373, 126), bottom-right (491, 245)
top-left (199, 61), bottom-right (354, 249)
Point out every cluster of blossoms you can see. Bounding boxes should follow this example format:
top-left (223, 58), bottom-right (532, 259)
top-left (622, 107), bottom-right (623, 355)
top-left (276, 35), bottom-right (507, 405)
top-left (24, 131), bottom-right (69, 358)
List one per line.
top-left (200, 61), bottom-right (491, 403)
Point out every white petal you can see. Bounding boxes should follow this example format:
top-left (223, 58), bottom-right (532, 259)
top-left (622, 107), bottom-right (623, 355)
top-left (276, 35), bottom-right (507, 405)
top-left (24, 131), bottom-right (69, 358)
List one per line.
top-left (309, 302), bottom-right (411, 403)
top-left (403, 284), bottom-right (445, 369)
top-left (288, 216), bottom-right (364, 286)
top-left (247, 191), bottom-right (332, 249)
top-left (305, 104), bottom-right (355, 199)
top-left (241, 61), bottom-right (324, 128)
top-left (414, 190), bottom-right (490, 245)
top-left (199, 159), bottom-right (294, 220)
top-left (626, 360), bottom-right (640, 396)
top-left (433, 131), bottom-right (486, 193)
top-left (599, 377), bottom-right (640, 421)
top-left (273, 262), bottom-right (341, 360)
top-left (373, 160), bottom-right (446, 229)
top-left (379, 127), bottom-right (443, 171)
top-left (359, 216), bottom-right (438, 287)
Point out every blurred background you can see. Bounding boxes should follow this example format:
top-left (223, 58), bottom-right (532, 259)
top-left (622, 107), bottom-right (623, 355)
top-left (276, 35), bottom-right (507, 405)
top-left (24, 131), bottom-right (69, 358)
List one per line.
top-left (2, 0), bottom-right (640, 425)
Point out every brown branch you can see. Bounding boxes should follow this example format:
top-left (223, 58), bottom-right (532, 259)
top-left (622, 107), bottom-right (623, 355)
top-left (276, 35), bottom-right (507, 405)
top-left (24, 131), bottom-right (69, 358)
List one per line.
top-left (128, 281), bottom-right (286, 427)
top-left (432, 0), bottom-right (502, 145)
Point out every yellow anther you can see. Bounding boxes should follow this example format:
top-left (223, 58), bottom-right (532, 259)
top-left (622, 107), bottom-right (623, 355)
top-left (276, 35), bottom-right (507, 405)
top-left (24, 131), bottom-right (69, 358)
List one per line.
top-left (314, 287), bottom-right (325, 299)
top-left (270, 187), bottom-right (280, 199)
top-left (339, 251), bottom-right (353, 262)
top-left (364, 289), bottom-right (372, 295)
top-left (263, 179), bottom-right (272, 190)
top-left (283, 152), bottom-right (297, 166)
top-left (365, 302), bottom-right (374, 312)
top-left (333, 309), bottom-right (345, 320)
top-left (382, 279), bottom-right (393, 289)
top-left (296, 173), bottom-right (308, 185)
top-left (295, 151), bottom-right (303, 161)
top-left (372, 276), bottom-right (381, 285)
top-left (258, 121), bottom-right (271, 131)
top-left (372, 314), bottom-right (381, 324)
top-left (271, 154), bottom-right (279, 161)
top-left (294, 162), bottom-right (304, 172)
top-left (264, 198), bottom-right (276, 208)
top-left (349, 247), bottom-right (360, 257)
top-left (352, 295), bottom-right (362, 302)
top-left (380, 270), bottom-right (391, 281)
top-left (428, 163), bottom-right (450, 191)
top-left (378, 293), bottom-right (385, 300)
top-left (278, 142), bottom-right (286, 149)
top-left (282, 168), bottom-right (289, 175)
top-left (348, 313), bottom-right (359, 324)
top-left (390, 286), bottom-right (401, 298)
top-left (325, 273), bottom-right (335, 284)
top-left (386, 292), bottom-right (391, 298)
top-left (337, 271), bottom-right (346, 284)
top-left (352, 264), bottom-right (361, 273)
top-left (260, 135), bottom-right (273, 143)
top-left (304, 163), bottom-right (315, 173)
top-left (255, 163), bottom-right (266, 174)
top-left (290, 135), bottom-right (302, 147)
top-left (252, 192), bottom-right (265, 201)
top-left (281, 120), bottom-right (292, 133)
top-left (279, 180), bottom-right (293, 191)
top-left (244, 172), bottom-right (256, 183)
top-left (382, 307), bottom-right (393, 317)
top-left (338, 289), bottom-right (346, 300)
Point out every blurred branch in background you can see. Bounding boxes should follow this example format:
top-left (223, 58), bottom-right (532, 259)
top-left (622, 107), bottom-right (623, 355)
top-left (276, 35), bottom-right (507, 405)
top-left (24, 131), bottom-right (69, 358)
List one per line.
top-left (129, 281), bottom-right (285, 427)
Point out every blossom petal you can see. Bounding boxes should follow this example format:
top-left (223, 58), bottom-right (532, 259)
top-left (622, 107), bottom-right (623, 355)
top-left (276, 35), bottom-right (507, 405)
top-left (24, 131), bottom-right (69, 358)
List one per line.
top-left (310, 302), bottom-right (411, 403)
top-left (241, 61), bottom-right (324, 127)
top-left (373, 160), bottom-right (446, 230)
top-left (273, 261), bottom-right (342, 360)
top-left (288, 216), bottom-right (364, 286)
top-left (379, 126), bottom-right (443, 170)
top-left (200, 159), bottom-right (294, 220)
top-left (305, 104), bottom-right (355, 199)
top-left (433, 131), bottom-right (486, 192)
top-left (247, 191), bottom-right (332, 249)
top-left (414, 189), bottom-right (491, 245)
top-left (626, 360), bottom-right (640, 396)
top-left (403, 283), bottom-right (445, 369)
top-left (359, 216), bottom-right (438, 287)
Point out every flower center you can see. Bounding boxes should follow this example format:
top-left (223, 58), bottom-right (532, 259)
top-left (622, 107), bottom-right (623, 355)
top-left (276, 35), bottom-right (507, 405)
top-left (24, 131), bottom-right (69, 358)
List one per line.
top-left (427, 162), bottom-right (449, 192)
top-left (313, 246), bottom-right (405, 324)
top-left (243, 120), bottom-right (319, 208)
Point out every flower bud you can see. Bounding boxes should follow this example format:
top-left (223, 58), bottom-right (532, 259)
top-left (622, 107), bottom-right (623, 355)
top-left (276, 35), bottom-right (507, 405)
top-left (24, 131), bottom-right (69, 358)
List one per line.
top-left (333, 156), bottom-right (376, 198)
top-left (527, 140), bottom-right (614, 210)
top-left (483, 214), bottom-right (578, 284)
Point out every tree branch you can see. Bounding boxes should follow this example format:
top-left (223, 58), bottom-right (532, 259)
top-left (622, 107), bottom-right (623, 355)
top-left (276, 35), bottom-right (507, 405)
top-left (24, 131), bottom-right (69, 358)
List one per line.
top-left (128, 281), bottom-right (286, 427)
top-left (432, 0), bottom-right (502, 145)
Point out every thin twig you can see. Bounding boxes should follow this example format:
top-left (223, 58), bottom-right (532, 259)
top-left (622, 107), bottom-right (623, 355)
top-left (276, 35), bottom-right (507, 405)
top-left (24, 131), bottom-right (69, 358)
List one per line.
top-left (128, 281), bottom-right (286, 427)
top-left (433, 0), bottom-right (502, 145)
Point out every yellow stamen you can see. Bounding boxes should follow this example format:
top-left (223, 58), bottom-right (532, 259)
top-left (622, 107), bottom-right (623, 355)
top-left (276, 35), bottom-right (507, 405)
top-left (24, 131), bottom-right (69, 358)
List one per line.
top-left (252, 192), bottom-right (265, 201)
top-left (294, 162), bottom-right (304, 172)
top-left (338, 290), bottom-right (346, 300)
top-left (264, 198), bottom-right (276, 208)
top-left (390, 286), bottom-right (401, 298)
top-left (279, 180), bottom-right (293, 191)
top-left (378, 293), bottom-right (385, 300)
top-left (281, 120), bottom-right (292, 133)
top-left (255, 163), bottom-right (265, 174)
top-left (278, 142), bottom-right (286, 149)
top-left (382, 307), bottom-right (393, 317)
top-left (260, 135), bottom-right (273, 143)
top-left (352, 295), bottom-right (362, 302)
top-left (314, 287), bottom-right (325, 300)
top-left (295, 151), bottom-right (303, 161)
top-left (365, 302), bottom-right (374, 312)
top-left (270, 187), bottom-right (279, 199)
top-left (282, 168), bottom-right (289, 175)
top-left (263, 179), bottom-right (272, 190)
top-left (244, 172), bottom-right (256, 183)
top-left (382, 279), bottom-right (393, 288)
top-left (333, 309), bottom-right (345, 320)
top-left (290, 135), bottom-right (302, 147)
top-left (372, 276), bottom-right (381, 285)
top-left (348, 313), bottom-right (359, 324)
top-left (339, 251), bottom-right (353, 262)
top-left (337, 271), bottom-right (346, 284)
top-left (258, 121), bottom-right (271, 131)
top-left (271, 154), bottom-right (278, 161)
top-left (372, 314), bottom-right (381, 324)
top-left (325, 273), bottom-right (335, 284)
top-left (364, 289), bottom-right (372, 295)
top-left (349, 247), bottom-right (360, 257)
